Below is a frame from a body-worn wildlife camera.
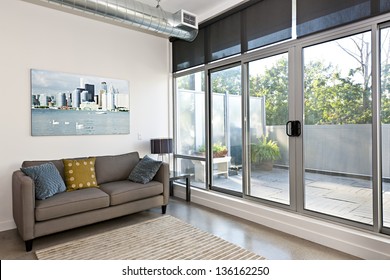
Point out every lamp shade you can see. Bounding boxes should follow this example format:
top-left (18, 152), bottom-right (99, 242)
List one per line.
top-left (151, 138), bottom-right (173, 154)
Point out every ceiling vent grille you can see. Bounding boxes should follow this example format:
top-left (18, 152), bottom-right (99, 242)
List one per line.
top-left (173, 9), bottom-right (198, 30)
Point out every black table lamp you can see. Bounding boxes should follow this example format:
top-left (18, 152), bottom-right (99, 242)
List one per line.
top-left (151, 138), bottom-right (173, 162)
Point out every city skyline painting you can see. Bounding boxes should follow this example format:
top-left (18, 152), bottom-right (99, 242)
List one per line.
top-left (30, 69), bottom-right (130, 136)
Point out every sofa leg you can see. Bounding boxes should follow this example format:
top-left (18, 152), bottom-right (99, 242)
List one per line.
top-left (25, 240), bottom-right (33, 252)
top-left (161, 205), bottom-right (167, 214)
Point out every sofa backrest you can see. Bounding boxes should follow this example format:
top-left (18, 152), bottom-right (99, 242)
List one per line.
top-left (21, 152), bottom-right (140, 185)
top-left (22, 160), bottom-right (65, 180)
top-left (95, 152), bottom-right (140, 185)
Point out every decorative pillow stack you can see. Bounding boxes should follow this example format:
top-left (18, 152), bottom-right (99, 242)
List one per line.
top-left (21, 162), bottom-right (66, 200)
top-left (63, 157), bottom-right (98, 191)
top-left (128, 155), bottom-right (162, 184)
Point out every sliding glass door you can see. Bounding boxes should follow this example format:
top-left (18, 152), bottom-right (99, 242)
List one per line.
top-left (303, 32), bottom-right (373, 224)
top-left (380, 25), bottom-right (390, 230)
top-left (173, 19), bottom-right (390, 236)
top-left (247, 53), bottom-right (290, 205)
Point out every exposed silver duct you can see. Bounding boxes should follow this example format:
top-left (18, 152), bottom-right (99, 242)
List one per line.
top-left (35, 0), bottom-right (198, 41)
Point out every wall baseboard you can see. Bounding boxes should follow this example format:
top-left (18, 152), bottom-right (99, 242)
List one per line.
top-left (173, 185), bottom-right (390, 259)
top-left (0, 220), bottom-right (16, 232)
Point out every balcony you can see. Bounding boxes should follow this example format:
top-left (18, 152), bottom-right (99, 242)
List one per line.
top-left (185, 167), bottom-right (390, 227)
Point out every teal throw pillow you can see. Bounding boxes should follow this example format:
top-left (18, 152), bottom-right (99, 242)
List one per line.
top-left (21, 162), bottom-right (66, 200)
top-left (128, 155), bottom-right (162, 184)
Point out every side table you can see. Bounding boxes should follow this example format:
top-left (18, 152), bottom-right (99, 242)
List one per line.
top-left (169, 172), bottom-right (191, 202)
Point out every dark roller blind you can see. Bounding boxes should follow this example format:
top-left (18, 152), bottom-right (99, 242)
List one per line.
top-left (207, 12), bottom-right (241, 62)
top-left (172, 0), bottom-right (293, 72)
top-left (297, 0), bottom-right (378, 38)
top-left (244, 0), bottom-right (292, 51)
top-left (172, 29), bottom-right (205, 72)
top-left (380, 0), bottom-right (390, 13)
top-left (172, 0), bottom-right (390, 72)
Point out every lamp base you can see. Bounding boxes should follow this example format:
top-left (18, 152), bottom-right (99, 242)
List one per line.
top-left (158, 154), bottom-right (169, 163)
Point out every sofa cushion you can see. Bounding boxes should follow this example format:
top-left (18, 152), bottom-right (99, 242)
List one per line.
top-left (99, 180), bottom-right (163, 206)
top-left (128, 155), bottom-right (162, 184)
top-left (95, 152), bottom-right (140, 185)
top-left (20, 162), bottom-right (66, 200)
top-left (63, 157), bottom-right (98, 191)
top-left (35, 188), bottom-right (109, 221)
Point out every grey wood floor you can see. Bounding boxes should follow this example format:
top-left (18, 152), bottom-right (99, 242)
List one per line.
top-left (0, 198), bottom-right (359, 260)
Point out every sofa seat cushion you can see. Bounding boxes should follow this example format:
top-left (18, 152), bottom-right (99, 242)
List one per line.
top-left (35, 188), bottom-right (110, 221)
top-left (100, 180), bottom-right (163, 206)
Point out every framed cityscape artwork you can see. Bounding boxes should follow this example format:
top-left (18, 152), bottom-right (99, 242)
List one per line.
top-left (30, 69), bottom-right (130, 136)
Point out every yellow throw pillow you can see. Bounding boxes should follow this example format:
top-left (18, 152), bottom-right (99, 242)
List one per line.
top-left (63, 157), bottom-right (98, 191)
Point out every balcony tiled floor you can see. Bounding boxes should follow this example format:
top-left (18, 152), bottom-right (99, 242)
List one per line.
top-left (190, 167), bottom-right (390, 227)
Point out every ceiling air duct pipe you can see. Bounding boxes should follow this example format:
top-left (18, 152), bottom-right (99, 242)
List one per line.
top-left (34, 0), bottom-right (198, 41)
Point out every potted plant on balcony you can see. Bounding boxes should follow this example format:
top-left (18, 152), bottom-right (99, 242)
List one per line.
top-left (212, 143), bottom-right (228, 158)
top-left (251, 135), bottom-right (280, 171)
top-left (196, 143), bottom-right (228, 158)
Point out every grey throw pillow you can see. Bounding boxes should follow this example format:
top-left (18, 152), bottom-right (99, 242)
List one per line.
top-left (21, 162), bottom-right (66, 200)
top-left (128, 155), bottom-right (162, 184)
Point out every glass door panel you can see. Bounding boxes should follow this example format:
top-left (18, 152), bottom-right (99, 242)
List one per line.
top-left (248, 53), bottom-right (290, 205)
top-left (175, 71), bottom-right (206, 189)
top-left (303, 32), bottom-right (373, 224)
top-left (380, 26), bottom-right (390, 229)
top-left (210, 65), bottom-right (242, 194)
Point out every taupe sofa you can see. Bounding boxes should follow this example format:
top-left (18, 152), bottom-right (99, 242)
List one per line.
top-left (12, 152), bottom-right (169, 251)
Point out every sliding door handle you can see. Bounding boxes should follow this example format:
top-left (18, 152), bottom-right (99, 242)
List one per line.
top-left (286, 121), bottom-right (293, 136)
top-left (286, 120), bottom-right (301, 137)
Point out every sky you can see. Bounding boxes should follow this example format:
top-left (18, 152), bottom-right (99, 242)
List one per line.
top-left (31, 69), bottom-right (130, 96)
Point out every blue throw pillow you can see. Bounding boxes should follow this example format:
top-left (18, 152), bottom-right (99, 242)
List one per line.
top-left (21, 162), bottom-right (66, 200)
top-left (128, 155), bottom-right (162, 184)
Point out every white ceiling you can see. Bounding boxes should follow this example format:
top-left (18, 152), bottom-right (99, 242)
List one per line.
top-left (139, 0), bottom-right (249, 23)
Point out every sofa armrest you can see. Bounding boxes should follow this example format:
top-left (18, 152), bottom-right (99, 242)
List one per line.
top-left (153, 162), bottom-right (169, 205)
top-left (12, 170), bottom-right (35, 241)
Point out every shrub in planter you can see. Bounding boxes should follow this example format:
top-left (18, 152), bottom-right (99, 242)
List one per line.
top-left (251, 135), bottom-right (281, 171)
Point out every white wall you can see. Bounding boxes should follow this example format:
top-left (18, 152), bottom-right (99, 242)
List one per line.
top-left (0, 0), bottom-right (171, 231)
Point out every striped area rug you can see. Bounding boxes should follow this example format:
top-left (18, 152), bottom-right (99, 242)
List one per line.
top-left (35, 215), bottom-right (265, 260)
